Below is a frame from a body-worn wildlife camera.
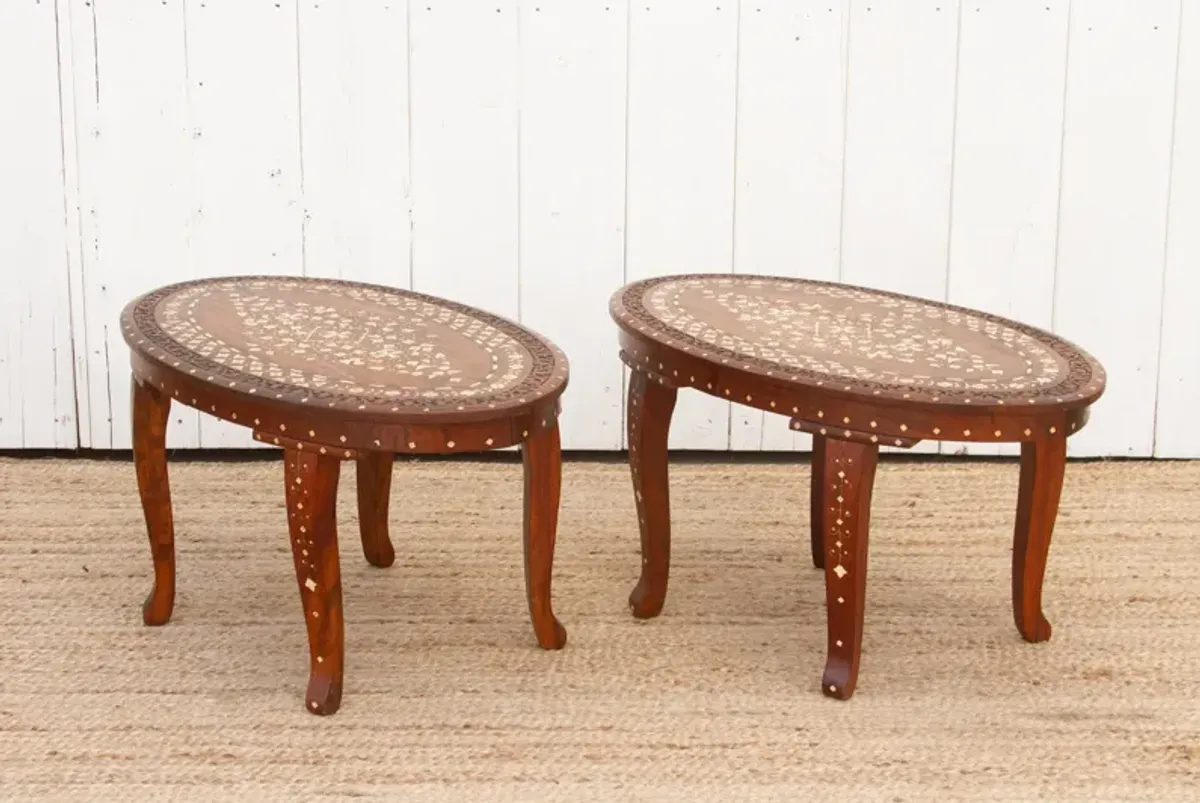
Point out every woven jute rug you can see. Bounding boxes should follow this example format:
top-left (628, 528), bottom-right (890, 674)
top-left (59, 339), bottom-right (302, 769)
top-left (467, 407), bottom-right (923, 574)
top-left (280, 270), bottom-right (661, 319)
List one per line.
top-left (1, 455), bottom-right (1197, 801)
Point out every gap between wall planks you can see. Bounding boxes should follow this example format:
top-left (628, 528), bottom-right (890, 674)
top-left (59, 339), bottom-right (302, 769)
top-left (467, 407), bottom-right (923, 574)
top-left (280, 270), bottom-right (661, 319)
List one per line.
top-left (1, 0), bottom-right (1194, 457)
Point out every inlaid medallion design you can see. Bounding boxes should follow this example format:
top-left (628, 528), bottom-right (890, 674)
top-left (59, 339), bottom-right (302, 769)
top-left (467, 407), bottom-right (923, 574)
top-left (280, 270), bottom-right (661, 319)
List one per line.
top-left (612, 275), bottom-right (1104, 406)
top-left (122, 277), bottom-right (567, 414)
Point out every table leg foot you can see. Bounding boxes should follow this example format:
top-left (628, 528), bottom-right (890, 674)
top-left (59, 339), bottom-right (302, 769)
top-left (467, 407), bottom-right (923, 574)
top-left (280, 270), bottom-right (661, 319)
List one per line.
top-left (356, 452), bottom-right (396, 568)
top-left (284, 448), bottom-right (346, 715)
top-left (1012, 434), bottom-right (1066, 644)
top-left (627, 370), bottom-right (677, 619)
top-left (132, 376), bottom-right (176, 627)
top-left (819, 438), bottom-right (877, 701)
top-left (305, 672), bottom-right (343, 717)
top-left (522, 416), bottom-right (567, 650)
top-left (821, 658), bottom-right (855, 700)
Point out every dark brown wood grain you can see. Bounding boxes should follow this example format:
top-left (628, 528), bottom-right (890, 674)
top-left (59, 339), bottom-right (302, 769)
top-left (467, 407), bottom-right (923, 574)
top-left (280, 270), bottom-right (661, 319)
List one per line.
top-left (609, 274), bottom-right (1106, 700)
top-left (284, 448), bottom-right (344, 716)
top-left (626, 369), bottom-right (678, 619)
top-left (818, 438), bottom-right (878, 701)
top-left (131, 376), bottom-right (175, 627)
top-left (1013, 433), bottom-right (1068, 643)
top-left (121, 277), bottom-right (571, 715)
top-left (522, 417), bottom-right (567, 650)
top-left (356, 452), bottom-right (396, 569)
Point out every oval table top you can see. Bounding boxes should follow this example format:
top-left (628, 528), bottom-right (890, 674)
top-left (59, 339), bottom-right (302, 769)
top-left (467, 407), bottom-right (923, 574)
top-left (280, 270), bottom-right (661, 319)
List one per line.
top-left (610, 274), bottom-right (1105, 411)
top-left (122, 276), bottom-right (569, 423)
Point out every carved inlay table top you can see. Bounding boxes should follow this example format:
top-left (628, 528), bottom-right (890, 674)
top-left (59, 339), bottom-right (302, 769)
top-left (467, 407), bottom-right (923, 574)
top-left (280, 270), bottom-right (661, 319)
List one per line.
top-left (122, 276), bottom-right (569, 422)
top-left (611, 274), bottom-right (1105, 410)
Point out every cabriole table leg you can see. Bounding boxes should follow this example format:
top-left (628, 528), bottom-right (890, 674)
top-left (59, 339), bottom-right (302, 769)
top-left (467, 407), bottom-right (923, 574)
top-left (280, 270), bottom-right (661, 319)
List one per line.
top-left (1012, 433), bottom-right (1068, 643)
top-left (819, 437), bottom-right (879, 700)
top-left (626, 370), bottom-right (678, 619)
top-left (355, 451), bottom-right (396, 568)
top-left (284, 448), bottom-right (345, 715)
top-left (131, 375), bottom-right (176, 627)
top-left (522, 416), bottom-right (568, 650)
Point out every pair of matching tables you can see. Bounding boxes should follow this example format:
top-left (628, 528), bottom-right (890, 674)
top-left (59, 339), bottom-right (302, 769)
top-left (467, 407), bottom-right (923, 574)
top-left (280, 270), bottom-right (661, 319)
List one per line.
top-left (122, 274), bottom-right (1104, 714)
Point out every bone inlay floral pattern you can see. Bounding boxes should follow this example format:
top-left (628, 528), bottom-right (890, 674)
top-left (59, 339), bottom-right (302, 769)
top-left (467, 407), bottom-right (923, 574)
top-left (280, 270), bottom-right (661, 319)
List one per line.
top-left (612, 274), bottom-right (1104, 406)
top-left (123, 277), bottom-right (567, 414)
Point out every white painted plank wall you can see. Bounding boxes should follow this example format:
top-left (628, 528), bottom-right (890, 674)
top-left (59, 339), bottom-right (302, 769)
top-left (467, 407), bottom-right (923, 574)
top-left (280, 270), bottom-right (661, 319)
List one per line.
top-left (518, 1), bottom-right (628, 449)
top-left (67, 0), bottom-right (202, 450)
top-left (297, 0), bottom-right (413, 291)
top-left (1156, 0), bottom-right (1200, 459)
top-left (1053, 0), bottom-right (1181, 458)
top-left (943, 0), bottom-right (1070, 458)
top-left (2, 0), bottom-right (1198, 457)
top-left (0, 0), bottom-right (78, 448)
top-left (409, 3), bottom-right (521, 318)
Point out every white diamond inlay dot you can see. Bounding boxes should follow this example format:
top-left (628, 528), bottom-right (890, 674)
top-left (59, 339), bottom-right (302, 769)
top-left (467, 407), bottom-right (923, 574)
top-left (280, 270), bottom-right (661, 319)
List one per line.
top-left (833, 564), bottom-right (847, 579)
top-left (305, 578), bottom-right (317, 592)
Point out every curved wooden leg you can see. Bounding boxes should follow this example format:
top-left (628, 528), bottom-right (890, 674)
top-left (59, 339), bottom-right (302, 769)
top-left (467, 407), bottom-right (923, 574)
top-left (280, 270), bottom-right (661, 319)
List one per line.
top-left (285, 448), bottom-right (345, 715)
top-left (626, 370), bottom-right (677, 619)
top-left (132, 376), bottom-right (175, 626)
top-left (1012, 434), bottom-right (1067, 643)
top-left (522, 416), bottom-right (567, 650)
top-left (355, 451), bottom-right (395, 568)
top-left (820, 438), bottom-right (878, 701)
top-left (809, 434), bottom-right (827, 570)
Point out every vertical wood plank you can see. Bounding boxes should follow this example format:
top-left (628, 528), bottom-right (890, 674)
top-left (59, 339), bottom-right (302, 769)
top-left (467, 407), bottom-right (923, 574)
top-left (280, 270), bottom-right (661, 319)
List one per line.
top-left (518, 0), bottom-right (628, 450)
top-left (297, 0), bottom-right (412, 287)
top-left (1054, 0), bottom-right (1181, 458)
top-left (409, 2), bottom-right (520, 316)
top-left (1155, 0), bottom-right (1200, 458)
top-left (0, 0), bottom-right (77, 448)
top-left (185, 0), bottom-right (305, 448)
top-left (69, 0), bottom-right (200, 450)
top-left (625, 0), bottom-right (739, 451)
top-left (942, 0), bottom-right (1069, 458)
top-left (730, 0), bottom-right (849, 452)
top-left (840, 0), bottom-right (960, 455)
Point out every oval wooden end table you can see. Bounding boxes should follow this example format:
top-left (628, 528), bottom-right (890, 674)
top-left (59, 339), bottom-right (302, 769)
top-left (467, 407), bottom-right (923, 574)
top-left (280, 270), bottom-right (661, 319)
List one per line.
top-left (121, 276), bottom-right (570, 715)
top-left (610, 274), bottom-right (1106, 700)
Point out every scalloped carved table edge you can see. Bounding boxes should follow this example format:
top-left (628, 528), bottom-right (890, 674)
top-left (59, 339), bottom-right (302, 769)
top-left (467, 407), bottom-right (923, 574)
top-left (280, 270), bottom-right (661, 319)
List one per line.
top-left (611, 273), bottom-right (1107, 701)
top-left (122, 275), bottom-right (570, 716)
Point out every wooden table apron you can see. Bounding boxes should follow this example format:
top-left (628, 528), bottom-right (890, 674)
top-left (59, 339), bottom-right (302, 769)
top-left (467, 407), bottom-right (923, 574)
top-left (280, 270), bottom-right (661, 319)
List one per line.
top-left (611, 285), bottom-right (1104, 701)
top-left (121, 277), bottom-right (570, 716)
top-left (130, 353), bottom-right (559, 455)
